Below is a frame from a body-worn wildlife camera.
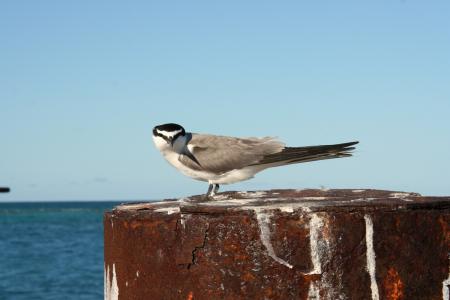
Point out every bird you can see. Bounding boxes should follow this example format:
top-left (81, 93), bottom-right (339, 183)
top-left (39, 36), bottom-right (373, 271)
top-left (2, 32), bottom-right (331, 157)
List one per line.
top-left (152, 123), bottom-right (358, 197)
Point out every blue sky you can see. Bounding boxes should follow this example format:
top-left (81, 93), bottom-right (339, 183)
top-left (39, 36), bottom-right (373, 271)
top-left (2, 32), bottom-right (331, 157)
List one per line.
top-left (1, 1), bottom-right (449, 201)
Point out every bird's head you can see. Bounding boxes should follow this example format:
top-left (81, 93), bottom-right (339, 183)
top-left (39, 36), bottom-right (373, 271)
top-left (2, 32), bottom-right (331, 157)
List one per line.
top-left (152, 123), bottom-right (186, 148)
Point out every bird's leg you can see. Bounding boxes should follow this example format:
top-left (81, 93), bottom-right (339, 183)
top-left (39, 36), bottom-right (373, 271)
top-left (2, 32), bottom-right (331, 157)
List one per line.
top-left (205, 184), bottom-right (219, 199)
top-left (210, 184), bottom-right (220, 197)
top-left (206, 184), bottom-right (214, 198)
top-left (213, 184), bottom-right (220, 194)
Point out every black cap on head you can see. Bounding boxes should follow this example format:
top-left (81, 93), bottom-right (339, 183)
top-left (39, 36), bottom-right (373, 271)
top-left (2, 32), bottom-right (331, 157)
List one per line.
top-left (153, 123), bottom-right (186, 143)
top-left (153, 123), bottom-right (184, 133)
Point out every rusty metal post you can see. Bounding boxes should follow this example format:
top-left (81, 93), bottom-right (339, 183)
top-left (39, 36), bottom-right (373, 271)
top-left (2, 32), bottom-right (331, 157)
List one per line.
top-left (104, 189), bottom-right (450, 300)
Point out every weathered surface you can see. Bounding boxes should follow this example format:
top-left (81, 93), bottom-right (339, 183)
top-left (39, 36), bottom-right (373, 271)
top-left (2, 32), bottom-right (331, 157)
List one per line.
top-left (104, 189), bottom-right (450, 300)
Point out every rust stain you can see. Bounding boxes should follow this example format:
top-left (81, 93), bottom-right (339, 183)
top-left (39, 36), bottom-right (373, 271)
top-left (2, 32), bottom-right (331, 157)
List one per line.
top-left (186, 291), bottom-right (194, 300)
top-left (234, 253), bottom-right (248, 261)
top-left (242, 216), bottom-right (252, 225)
top-left (394, 218), bottom-right (401, 230)
top-left (384, 267), bottom-right (404, 300)
top-left (438, 216), bottom-right (450, 245)
top-left (127, 219), bottom-right (167, 230)
top-left (303, 273), bottom-right (321, 282)
top-left (321, 216), bottom-right (332, 241)
top-left (263, 287), bottom-right (274, 297)
top-left (223, 243), bottom-right (238, 253)
top-left (242, 271), bottom-right (256, 282)
top-left (130, 220), bottom-right (142, 229)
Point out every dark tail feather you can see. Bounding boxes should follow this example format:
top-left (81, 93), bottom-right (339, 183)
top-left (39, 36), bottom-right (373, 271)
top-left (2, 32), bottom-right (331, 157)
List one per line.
top-left (254, 141), bottom-right (359, 166)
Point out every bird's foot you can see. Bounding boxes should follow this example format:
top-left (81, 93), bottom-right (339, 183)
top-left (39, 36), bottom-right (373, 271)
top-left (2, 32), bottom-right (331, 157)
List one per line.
top-left (204, 184), bottom-right (220, 200)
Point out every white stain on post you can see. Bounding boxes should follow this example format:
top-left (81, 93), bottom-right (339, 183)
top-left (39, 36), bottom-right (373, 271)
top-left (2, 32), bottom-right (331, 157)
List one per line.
top-left (307, 281), bottom-right (320, 300)
top-left (308, 213), bottom-right (325, 275)
top-left (364, 215), bottom-right (379, 300)
top-left (255, 210), bottom-right (293, 269)
top-left (306, 213), bottom-right (337, 299)
top-left (154, 206), bottom-right (180, 215)
top-left (104, 264), bottom-right (108, 299)
top-left (180, 213), bottom-right (188, 228)
top-left (105, 264), bottom-right (119, 300)
top-left (239, 191), bottom-right (267, 198)
top-left (443, 256), bottom-right (450, 300)
top-left (279, 206), bottom-right (294, 213)
top-left (306, 213), bottom-right (346, 299)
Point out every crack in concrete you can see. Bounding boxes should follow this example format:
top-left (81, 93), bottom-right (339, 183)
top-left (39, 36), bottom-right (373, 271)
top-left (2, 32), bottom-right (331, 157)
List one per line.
top-left (187, 225), bottom-right (210, 270)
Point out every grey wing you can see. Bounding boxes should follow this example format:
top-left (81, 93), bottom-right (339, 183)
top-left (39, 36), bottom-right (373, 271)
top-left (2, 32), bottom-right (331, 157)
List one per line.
top-left (178, 133), bottom-right (285, 174)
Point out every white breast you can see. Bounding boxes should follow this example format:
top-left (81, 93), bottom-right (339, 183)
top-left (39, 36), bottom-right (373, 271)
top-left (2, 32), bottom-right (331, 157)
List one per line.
top-left (153, 135), bottom-right (213, 182)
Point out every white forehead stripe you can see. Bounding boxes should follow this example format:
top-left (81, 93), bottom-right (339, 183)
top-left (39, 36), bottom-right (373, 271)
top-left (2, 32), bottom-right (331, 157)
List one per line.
top-left (156, 129), bottom-right (182, 137)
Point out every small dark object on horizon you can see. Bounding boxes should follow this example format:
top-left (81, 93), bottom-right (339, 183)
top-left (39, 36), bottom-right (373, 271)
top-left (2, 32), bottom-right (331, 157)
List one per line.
top-left (0, 187), bottom-right (10, 193)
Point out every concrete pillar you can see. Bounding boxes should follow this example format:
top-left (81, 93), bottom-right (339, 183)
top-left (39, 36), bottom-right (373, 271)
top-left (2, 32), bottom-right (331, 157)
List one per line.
top-left (104, 189), bottom-right (450, 300)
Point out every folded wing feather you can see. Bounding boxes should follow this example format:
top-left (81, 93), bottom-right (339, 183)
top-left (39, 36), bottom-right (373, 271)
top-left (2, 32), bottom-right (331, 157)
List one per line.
top-left (178, 134), bottom-right (285, 174)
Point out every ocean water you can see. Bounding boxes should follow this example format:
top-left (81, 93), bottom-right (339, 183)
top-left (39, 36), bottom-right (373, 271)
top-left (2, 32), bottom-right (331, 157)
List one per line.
top-left (0, 201), bottom-right (122, 300)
